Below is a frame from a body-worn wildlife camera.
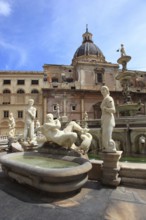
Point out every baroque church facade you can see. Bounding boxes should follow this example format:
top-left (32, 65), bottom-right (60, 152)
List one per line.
top-left (0, 27), bottom-right (146, 135)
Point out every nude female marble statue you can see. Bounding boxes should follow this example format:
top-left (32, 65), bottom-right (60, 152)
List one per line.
top-left (8, 112), bottom-right (16, 138)
top-left (24, 99), bottom-right (36, 143)
top-left (100, 86), bottom-right (116, 152)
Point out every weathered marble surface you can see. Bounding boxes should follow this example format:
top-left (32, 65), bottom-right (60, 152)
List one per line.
top-left (100, 86), bottom-right (116, 153)
top-left (36, 113), bottom-right (92, 154)
top-left (23, 99), bottom-right (36, 144)
top-left (100, 151), bottom-right (123, 187)
top-left (0, 152), bottom-right (92, 193)
top-left (8, 113), bottom-right (15, 138)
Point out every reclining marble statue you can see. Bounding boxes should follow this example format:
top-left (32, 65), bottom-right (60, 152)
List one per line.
top-left (36, 113), bottom-right (92, 154)
top-left (100, 86), bottom-right (117, 153)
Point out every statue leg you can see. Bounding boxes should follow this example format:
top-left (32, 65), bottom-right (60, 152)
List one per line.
top-left (24, 126), bottom-right (28, 141)
top-left (102, 125), bottom-right (116, 152)
top-left (29, 122), bottom-right (35, 141)
top-left (102, 125), bottom-right (112, 150)
top-left (102, 131), bottom-right (108, 149)
top-left (55, 132), bottom-right (78, 148)
top-left (64, 121), bottom-right (82, 133)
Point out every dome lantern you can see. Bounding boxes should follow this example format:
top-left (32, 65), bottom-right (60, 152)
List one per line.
top-left (82, 24), bottom-right (93, 43)
top-left (72, 26), bottom-right (106, 64)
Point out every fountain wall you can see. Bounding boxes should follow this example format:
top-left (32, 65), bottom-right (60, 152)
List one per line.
top-left (88, 116), bottom-right (146, 155)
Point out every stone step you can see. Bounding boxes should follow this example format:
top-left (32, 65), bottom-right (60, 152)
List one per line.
top-left (121, 177), bottom-right (146, 187)
top-left (120, 164), bottom-right (146, 187)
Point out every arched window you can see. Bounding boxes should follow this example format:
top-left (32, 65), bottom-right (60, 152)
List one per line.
top-left (3, 89), bottom-right (11, 104)
top-left (17, 89), bottom-right (25, 94)
top-left (31, 89), bottom-right (39, 103)
top-left (3, 89), bottom-right (11, 94)
top-left (66, 77), bottom-right (73, 83)
top-left (52, 77), bottom-right (58, 83)
top-left (17, 89), bottom-right (25, 103)
top-left (31, 89), bottom-right (39, 94)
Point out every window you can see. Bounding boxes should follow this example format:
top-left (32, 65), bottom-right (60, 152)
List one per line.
top-left (17, 89), bottom-right (25, 94)
top-left (97, 73), bottom-right (103, 83)
top-left (52, 77), bottom-right (58, 83)
top-left (17, 89), bottom-right (25, 103)
top-left (66, 77), bottom-right (73, 83)
top-left (31, 90), bottom-right (39, 103)
top-left (43, 74), bottom-right (48, 82)
top-left (17, 80), bottom-right (25, 85)
top-left (18, 111), bottom-right (23, 118)
top-left (31, 80), bottom-right (39, 85)
top-left (53, 104), bottom-right (57, 111)
top-left (31, 89), bottom-right (39, 94)
top-left (71, 86), bottom-right (75, 90)
top-left (71, 104), bottom-right (76, 111)
top-left (3, 89), bottom-right (11, 104)
top-left (61, 73), bottom-right (66, 82)
top-left (4, 111), bottom-right (9, 118)
top-left (3, 80), bottom-right (11, 85)
top-left (94, 68), bottom-right (104, 84)
top-left (3, 89), bottom-right (10, 94)
top-left (53, 85), bottom-right (58, 88)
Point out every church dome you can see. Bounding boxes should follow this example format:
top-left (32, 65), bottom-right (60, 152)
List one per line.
top-left (74, 42), bottom-right (103, 57)
top-left (72, 27), bottom-right (105, 63)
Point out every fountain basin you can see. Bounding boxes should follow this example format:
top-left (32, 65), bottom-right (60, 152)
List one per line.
top-left (0, 152), bottom-right (92, 193)
top-left (117, 55), bottom-right (131, 65)
top-left (117, 103), bottom-right (144, 116)
top-left (116, 71), bottom-right (136, 80)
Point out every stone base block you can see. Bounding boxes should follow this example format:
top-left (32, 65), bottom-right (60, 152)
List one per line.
top-left (100, 151), bottom-right (122, 168)
top-left (102, 177), bottom-right (121, 187)
top-left (88, 160), bottom-right (103, 181)
top-left (100, 151), bottom-right (123, 187)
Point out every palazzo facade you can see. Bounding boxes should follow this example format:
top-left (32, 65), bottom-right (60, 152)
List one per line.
top-left (0, 28), bottom-right (146, 135)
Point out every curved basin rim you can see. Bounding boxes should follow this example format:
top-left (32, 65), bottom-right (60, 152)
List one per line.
top-left (0, 152), bottom-right (92, 177)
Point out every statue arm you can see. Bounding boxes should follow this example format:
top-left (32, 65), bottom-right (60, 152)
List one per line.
top-left (44, 120), bottom-right (61, 130)
top-left (54, 119), bottom-right (61, 128)
top-left (27, 108), bottom-right (36, 120)
top-left (11, 120), bottom-right (15, 128)
top-left (9, 118), bottom-right (15, 128)
top-left (36, 125), bottom-right (43, 132)
top-left (104, 98), bottom-right (116, 114)
top-left (106, 108), bottom-right (116, 114)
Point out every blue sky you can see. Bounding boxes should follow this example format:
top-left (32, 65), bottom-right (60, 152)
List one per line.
top-left (0, 0), bottom-right (146, 71)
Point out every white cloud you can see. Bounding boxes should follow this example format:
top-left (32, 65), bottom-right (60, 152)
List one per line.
top-left (0, 1), bottom-right (11, 16)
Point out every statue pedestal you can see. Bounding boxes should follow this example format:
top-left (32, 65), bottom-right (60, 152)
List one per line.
top-left (100, 151), bottom-right (123, 187)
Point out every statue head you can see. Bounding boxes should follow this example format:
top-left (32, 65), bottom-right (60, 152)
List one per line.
top-left (101, 86), bottom-right (110, 97)
top-left (46, 113), bottom-right (54, 122)
top-left (28, 99), bottom-right (34, 106)
top-left (9, 112), bottom-right (13, 118)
